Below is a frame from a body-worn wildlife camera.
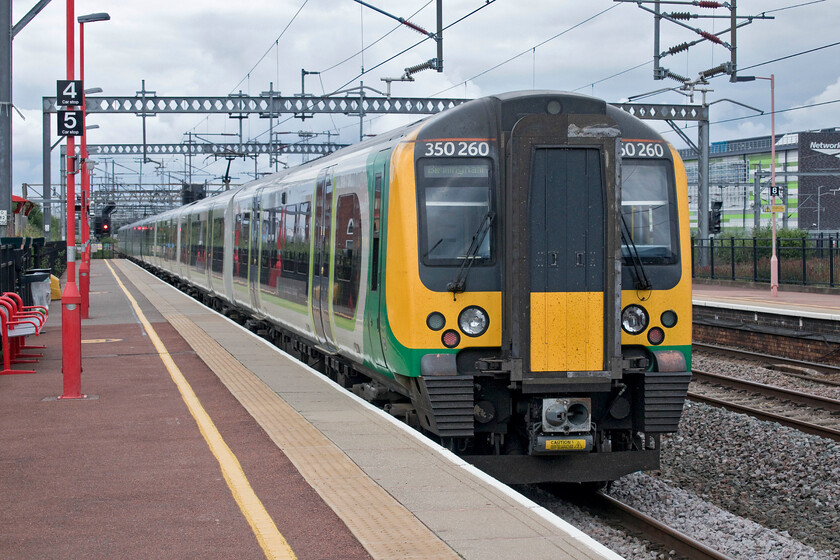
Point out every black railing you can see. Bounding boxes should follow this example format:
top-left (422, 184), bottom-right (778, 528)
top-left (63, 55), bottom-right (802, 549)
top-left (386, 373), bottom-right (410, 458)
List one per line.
top-left (692, 236), bottom-right (840, 287)
top-left (0, 238), bottom-right (66, 306)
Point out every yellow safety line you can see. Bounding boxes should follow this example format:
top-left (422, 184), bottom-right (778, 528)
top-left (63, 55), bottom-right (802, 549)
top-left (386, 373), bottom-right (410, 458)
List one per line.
top-left (104, 260), bottom-right (296, 560)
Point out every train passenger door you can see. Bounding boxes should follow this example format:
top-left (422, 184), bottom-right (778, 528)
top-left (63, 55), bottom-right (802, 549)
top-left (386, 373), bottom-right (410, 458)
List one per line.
top-left (506, 114), bottom-right (621, 387)
top-left (365, 150), bottom-right (390, 369)
top-left (311, 167), bottom-right (335, 348)
top-left (249, 189), bottom-right (263, 312)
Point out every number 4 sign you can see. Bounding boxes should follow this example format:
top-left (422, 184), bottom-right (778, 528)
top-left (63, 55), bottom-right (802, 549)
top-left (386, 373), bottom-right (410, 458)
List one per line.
top-left (57, 80), bottom-right (83, 106)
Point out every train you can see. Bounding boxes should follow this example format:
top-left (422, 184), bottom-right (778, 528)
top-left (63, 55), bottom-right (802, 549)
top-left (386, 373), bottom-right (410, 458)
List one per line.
top-left (119, 90), bottom-right (692, 484)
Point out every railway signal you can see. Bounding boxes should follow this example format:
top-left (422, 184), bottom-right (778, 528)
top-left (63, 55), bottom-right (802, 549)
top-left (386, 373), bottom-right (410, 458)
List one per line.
top-left (710, 200), bottom-right (722, 233)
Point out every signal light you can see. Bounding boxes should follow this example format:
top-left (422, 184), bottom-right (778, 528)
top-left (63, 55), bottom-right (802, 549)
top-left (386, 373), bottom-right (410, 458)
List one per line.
top-left (709, 200), bottom-right (722, 233)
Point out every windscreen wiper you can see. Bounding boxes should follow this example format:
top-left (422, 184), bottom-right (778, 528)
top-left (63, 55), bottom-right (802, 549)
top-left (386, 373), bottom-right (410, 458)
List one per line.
top-left (620, 213), bottom-right (652, 291)
top-left (447, 211), bottom-right (495, 296)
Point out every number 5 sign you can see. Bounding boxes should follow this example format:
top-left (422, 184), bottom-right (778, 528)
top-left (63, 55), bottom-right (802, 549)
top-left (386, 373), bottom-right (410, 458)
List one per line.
top-left (57, 80), bottom-right (83, 106)
top-left (58, 110), bottom-right (84, 136)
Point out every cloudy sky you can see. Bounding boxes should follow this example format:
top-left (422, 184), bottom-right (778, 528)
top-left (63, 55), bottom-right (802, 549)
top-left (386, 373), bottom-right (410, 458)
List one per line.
top-left (10, 0), bottom-right (840, 203)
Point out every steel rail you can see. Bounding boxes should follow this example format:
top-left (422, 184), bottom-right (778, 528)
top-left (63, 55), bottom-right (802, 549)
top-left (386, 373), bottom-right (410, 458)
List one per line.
top-left (591, 492), bottom-right (735, 560)
top-left (687, 391), bottom-right (840, 441)
top-left (692, 369), bottom-right (840, 412)
top-left (694, 342), bottom-right (840, 382)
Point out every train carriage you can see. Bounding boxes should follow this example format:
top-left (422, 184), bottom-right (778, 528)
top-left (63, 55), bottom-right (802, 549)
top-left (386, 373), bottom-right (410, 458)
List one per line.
top-left (119, 90), bottom-right (692, 484)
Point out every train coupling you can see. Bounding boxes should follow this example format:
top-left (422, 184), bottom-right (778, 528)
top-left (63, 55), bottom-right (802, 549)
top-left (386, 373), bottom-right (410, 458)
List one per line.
top-left (529, 398), bottom-right (593, 455)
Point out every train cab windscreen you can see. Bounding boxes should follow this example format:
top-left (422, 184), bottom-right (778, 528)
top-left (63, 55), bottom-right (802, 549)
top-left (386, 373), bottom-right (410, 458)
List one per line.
top-left (621, 160), bottom-right (679, 265)
top-left (418, 159), bottom-right (494, 266)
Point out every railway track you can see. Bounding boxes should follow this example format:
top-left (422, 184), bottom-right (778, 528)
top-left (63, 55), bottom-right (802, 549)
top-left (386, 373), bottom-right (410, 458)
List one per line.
top-left (557, 489), bottom-right (734, 560)
top-left (689, 369), bottom-right (840, 441)
top-left (693, 342), bottom-right (840, 386)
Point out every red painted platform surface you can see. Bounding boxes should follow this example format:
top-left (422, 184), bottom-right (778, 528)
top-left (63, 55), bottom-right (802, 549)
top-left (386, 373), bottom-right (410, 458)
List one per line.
top-left (0, 267), bottom-right (371, 560)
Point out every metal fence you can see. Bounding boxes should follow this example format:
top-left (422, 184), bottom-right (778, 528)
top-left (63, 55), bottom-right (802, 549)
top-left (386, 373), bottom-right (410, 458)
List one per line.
top-left (92, 243), bottom-right (116, 259)
top-left (0, 239), bottom-right (66, 306)
top-left (692, 236), bottom-right (840, 287)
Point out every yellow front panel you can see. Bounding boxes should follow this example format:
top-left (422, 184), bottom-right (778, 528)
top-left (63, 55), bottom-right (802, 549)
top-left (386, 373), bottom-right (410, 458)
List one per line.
top-left (530, 292), bottom-right (604, 372)
top-left (384, 133), bottom-right (502, 350)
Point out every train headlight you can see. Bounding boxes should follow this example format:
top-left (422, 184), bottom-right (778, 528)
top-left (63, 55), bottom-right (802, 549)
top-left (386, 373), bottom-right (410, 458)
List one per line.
top-left (621, 305), bottom-right (649, 335)
top-left (458, 306), bottom-right (489, 337)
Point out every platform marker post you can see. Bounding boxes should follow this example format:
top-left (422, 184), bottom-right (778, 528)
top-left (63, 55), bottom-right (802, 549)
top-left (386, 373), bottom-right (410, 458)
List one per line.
top-left (59, 0), bottom-right (84, 399)
top-left (78, 14), bottom-right (89, 319)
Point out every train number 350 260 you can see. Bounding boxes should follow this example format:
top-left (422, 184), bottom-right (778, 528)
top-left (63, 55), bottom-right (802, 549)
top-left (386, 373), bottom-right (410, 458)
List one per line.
top-left (424, 141), bottom-right (490, 157)
top-left (620, 141), bottom-right (665, 158)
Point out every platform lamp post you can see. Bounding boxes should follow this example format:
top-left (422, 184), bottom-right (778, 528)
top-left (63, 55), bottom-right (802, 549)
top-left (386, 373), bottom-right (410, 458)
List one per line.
top-left (59, 0), bottom-right (83, 399)
top-left (78, 12), bottom-right (109, 320)
top-left (737, 74), bottom-right (777, 296)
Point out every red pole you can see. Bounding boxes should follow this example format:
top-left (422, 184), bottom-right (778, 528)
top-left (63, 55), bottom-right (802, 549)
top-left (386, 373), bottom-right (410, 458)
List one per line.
top-left (59, 0), bottom-right (84, 399)
top-left (769, 74), bottom-right (778, 297)
top-left (79, 20), bottom-right (90, 319)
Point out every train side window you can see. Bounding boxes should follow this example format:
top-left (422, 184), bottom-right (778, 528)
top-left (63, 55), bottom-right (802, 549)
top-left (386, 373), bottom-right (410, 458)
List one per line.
top-left (233, 210), bottom-right (250, 280)
top-left (259, 207), bottom-right (275, 288)
top-left (211, 211), bottom-right (224, 275)
top-left (299, 202), bottom-right (311, 276)
top-left (334, 193), bottom-right (362, 318)
top-left (282, 204), bottom-right (297, 273)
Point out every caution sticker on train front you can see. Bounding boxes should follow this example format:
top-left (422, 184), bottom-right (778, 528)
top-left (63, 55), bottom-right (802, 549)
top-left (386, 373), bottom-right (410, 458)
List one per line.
top-left (545, 439), bottom-right (587, 451)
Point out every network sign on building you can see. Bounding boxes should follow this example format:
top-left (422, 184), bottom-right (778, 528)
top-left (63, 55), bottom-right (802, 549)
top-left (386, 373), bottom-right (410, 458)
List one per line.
top-left (799, 132), bottom-right (840, 232)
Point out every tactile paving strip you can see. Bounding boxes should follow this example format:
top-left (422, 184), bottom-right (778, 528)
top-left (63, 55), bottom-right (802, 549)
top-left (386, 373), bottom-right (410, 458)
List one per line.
top-left (116, 261), bottom-right (460, 560)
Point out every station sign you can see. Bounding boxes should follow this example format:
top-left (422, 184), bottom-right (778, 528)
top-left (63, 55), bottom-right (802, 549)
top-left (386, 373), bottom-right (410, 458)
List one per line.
top-left (58, 110), bottom-right (84, 136)
top-left (57, 80), bottom-right (83, 106)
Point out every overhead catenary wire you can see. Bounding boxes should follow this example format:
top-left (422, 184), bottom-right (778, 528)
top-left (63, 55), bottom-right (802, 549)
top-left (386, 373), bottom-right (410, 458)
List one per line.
top-left (185, 0), bottom-right (309, 136)
top-left (209, 0), bottom-right (437, 177)
top-left (241, 0), bottom-right (498, 176)
top-left (319, 2), bottom-right (434, 74)
top-left (327, 0), bottom-right (498, 95)
top-left (430, 3), bottom-right (619, 98)
top-left (229, 0), bottom-right (310, 94)
top-left (572, 0), bottom-right (830, 95)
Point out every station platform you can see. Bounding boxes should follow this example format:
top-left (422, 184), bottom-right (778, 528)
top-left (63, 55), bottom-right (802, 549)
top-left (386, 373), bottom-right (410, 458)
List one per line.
top-left (0, 259), bottom-right (621, 560)
top-left (693, 281), bottom-right (840, 321)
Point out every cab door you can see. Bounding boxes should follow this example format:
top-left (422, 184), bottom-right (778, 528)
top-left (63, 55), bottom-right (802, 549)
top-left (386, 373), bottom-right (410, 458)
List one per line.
top-left (505, 114), bottom-right (622, 388)
top-left (311, 167), bottom-right (335, 348)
